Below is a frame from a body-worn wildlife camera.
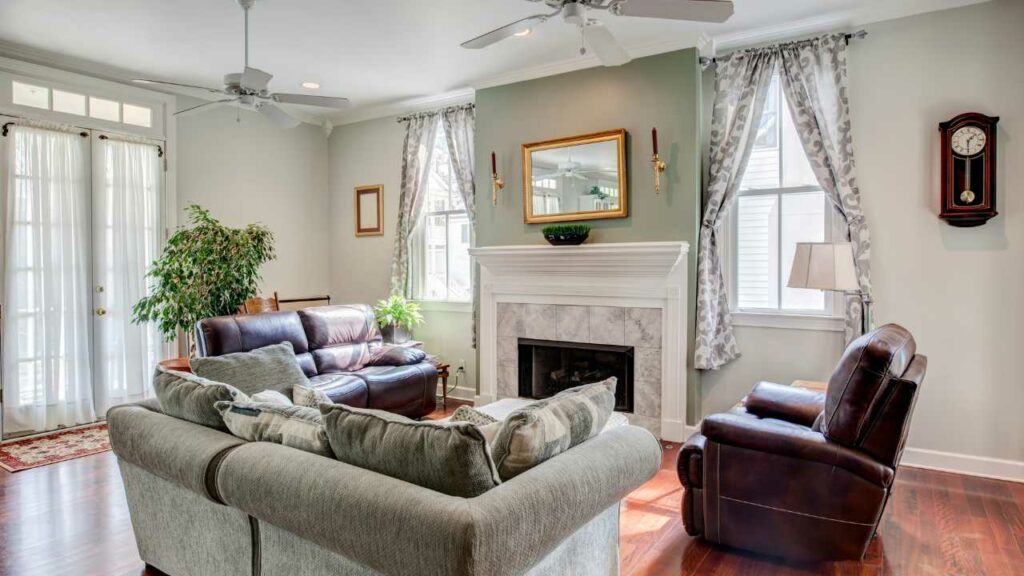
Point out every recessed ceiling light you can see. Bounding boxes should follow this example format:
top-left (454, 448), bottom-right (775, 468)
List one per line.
top-left (514, 28), bottom-right (532, 37)
top-left (301, 81), bottom-right (321, 89)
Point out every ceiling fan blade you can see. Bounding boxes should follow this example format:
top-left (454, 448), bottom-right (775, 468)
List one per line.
top-left (272, 93), bottom-right (351, 109)
top-left (134, 78), bottom-right (225, 94)
top-left (461, 12), bottom-right (556, 49)
top-left (241, 67), bottom-right (274, 91)
top-left (611, 0), bottom-right (734, 23)
top-left (174, 98), bottom-right (237, 115)
top-left (257, 103), bottom-right (302, 129)
top-left (583, 22), bottom-right (631, 66)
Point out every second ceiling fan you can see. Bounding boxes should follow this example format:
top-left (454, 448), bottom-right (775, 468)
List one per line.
top-left (462, 0), bottom-right (734, 66)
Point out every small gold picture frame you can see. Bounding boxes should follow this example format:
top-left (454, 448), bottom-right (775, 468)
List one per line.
top-left (355, 185), bottom-right (384, 237)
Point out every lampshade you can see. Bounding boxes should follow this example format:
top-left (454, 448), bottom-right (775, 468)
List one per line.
top-left (787, 242), bottom-right (859, 291)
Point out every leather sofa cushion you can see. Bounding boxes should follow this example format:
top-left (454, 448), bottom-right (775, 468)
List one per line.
top-left (308, 374), bottom-right (368, 407)
top-left (368, 345), bottom-right (427, 367)
top-left (353, 363), bottom-right (436, 415)
top-left (745, 382), bottom-right (825, 428)
top-left (298, 305), bottom-right (382, 350)
top-left (823, 324), bottom-right (916, 448)
top-left (196, 312), bottom-right (313, 373)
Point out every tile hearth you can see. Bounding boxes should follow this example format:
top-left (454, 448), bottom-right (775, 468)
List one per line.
top-left (495, 302), bottom-right (663, 435)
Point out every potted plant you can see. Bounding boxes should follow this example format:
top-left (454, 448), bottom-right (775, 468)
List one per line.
top-left (132, 204), bottom-right (275, 355)
top-left (542, 223), bottom-right (591, 246)
top-left (373, 295), bottom-right (424, 344)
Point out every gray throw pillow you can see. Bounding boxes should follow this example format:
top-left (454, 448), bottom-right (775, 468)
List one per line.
top-left (490, 377), bottom-right (617, 480)
top-left (153, 366), bottom-right (249, 430)
top-left (190, 341), bottom-right (309, 397)
top-left (320, 404), bottom-right (501, 497)
top-left (216, 400), bottom-right (331, 457)
top-left (293, 384), bottom-right (333, 408)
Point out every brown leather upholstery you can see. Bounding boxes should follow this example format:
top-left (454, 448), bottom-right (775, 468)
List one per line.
top-left (678, 324), bottom-right (926, 561)
top-left (195, 304), bottom-right (436, 418)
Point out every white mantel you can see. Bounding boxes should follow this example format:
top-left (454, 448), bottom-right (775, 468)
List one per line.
top-left (470, 241), bottom-right (690, 442)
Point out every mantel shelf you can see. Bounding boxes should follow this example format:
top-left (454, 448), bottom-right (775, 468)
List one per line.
top-left (469, 241), bottom-right (689, 278)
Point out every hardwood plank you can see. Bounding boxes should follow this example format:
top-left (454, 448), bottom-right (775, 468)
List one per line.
top-left (1, 408), bottom-right (1022, 575)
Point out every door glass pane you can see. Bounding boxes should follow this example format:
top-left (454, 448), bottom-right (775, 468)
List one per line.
top-left (53, 90), bottom-right (87, 115)
top-left (736, 194), bottom-right (780, 310)
top-left (781, 191), bottom-right (827, 311)
top-left (122, 104), bottom-right (152, 127)
top-left (89, 97), bottom-right (120, 121)
top-left (12, 81), bottom-right (49, 109)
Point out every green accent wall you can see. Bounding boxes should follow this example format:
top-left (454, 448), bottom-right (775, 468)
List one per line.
top-left (473, 48), bottom-right (704, 423)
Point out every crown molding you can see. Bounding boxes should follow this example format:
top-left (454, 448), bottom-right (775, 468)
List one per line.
top-left (330, 87), bottom-right (476, 126)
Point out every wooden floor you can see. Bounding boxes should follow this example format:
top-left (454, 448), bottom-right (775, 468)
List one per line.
top-left (1, 401), bottom-right (1022, 575)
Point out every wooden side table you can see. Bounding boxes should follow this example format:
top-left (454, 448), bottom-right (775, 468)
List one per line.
top-left (159, 357), bottom-right (191, 373)
top-left (434, 363), bottom-right (451, 408)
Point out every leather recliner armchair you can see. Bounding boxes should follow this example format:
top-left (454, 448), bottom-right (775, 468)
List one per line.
top-left (195, 304), bottom-right (437, 418)
top-left (678, 324), bottom-right (926, 561)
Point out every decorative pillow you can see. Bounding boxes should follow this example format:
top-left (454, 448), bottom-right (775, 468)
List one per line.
top-left (190, 341), bottom-right (309, 397)
top-left (216, 400), bottom-right (331, 457)
top-left (449, 405), bottom-right (499, 426)
top-left (293, 384), bottom-right (333, 408)
top-left (251, 390), bottom-right (293, 405)
top-left (320, 404), bottom-right (501, 497)
top-left (152, 366), bottom-right (248, 430)
top-left (490, 377), bottom-right (617, 480)
top-left (367, 345), bottom-right (427, 367)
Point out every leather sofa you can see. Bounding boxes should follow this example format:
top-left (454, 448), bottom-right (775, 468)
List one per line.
top-left (195, 304), bottom-right (437, 418)
top-left (678, 324), bottom-right (927, 561)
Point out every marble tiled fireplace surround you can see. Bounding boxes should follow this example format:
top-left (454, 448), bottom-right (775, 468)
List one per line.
top-left (470, 241), bottom-right (690, 442)
top-left (496, 303), bottom-right (664, 435)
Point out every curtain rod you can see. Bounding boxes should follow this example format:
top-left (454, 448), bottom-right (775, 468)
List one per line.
top-left (396, 102), bottom-right (475, 123)
top-left (699, 30), bottom-right (868, 67)
top-left (2, 119), bottom-right (87, 138)
top-left (97, 133), bottom-right (164, 157)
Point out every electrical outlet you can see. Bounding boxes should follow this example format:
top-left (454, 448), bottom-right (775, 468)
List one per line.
top-left (458, 358), bottom-right (466, 372)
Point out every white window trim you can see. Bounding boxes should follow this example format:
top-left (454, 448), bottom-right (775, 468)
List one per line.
top-left (414, 300), bottom-right (472, 314)
top-left (723, 186), bottom-right (846, 333)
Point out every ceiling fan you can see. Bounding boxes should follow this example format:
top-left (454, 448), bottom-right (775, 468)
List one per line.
top-left (133, 0), bottom-right (350, 128)
top-left (462, 0), bottom-right (734, 66)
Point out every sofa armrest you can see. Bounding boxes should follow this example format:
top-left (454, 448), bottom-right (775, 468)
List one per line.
top-left (701, 412), bottom-right (893, 488)
top-left (677, 433), bottom-right (705, 489)
top-left (367, 344), bottom-right (427, 366)
top-left (744, 381), bottom-right (825, 427)
top-left (216, 425), bottom-right (661, 576)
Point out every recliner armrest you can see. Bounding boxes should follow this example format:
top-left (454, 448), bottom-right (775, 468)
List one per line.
top-left (745, 381), bottom-right (824, 427)
top-left (701, 412), bottom-right (893, 488)
top-left (366, 345), bottom-right (427, 366)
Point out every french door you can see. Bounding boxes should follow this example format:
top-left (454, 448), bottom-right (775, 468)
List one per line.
top-left (1, 118), bottom-right (164, 438)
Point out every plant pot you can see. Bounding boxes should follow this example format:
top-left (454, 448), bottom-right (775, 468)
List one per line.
top-left (381, 323), bottom-right (412, 344)
top-left (544, 232), bottom-right (589, 246)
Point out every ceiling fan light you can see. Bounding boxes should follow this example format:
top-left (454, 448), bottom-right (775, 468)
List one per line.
top-left (301, 81), bottom-right (321, 89)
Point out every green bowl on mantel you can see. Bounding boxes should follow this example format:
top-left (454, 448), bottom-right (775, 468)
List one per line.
top-left (542, 225), bottom-right (590, 246)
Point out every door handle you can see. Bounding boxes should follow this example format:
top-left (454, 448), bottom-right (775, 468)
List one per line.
top-left (95, 307), bottom-right (107, 316)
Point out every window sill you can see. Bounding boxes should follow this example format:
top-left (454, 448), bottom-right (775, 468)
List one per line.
top-left (414, 300), bottom-right (472, 313)
top-left (730, 311), bottom-right (844, 332)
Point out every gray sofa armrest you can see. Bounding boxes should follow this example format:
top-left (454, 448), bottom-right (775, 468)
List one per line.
top-left (108, 402), bottom-right (246, 501)
top-left (215, 425), bottom-right (662, 576)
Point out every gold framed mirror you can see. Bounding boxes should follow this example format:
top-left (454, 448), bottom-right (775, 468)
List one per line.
top-left (522, 129), bottom-right (627, 224)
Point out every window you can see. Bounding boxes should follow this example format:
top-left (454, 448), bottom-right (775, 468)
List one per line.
top-left (411, 125), bottom-right (471, 303)
top-left (122, 103), bottom-right (152, 127)
top-left (89, 97), bottom-right (120, 122)
top-left (730, 73), bottom-right (833, 316)
top-left (12, 81), bottom-right (49, 109)
top-left (8, 81), bottom-right (154, 130)
top-left (52, 90), bottom-right (86, 115)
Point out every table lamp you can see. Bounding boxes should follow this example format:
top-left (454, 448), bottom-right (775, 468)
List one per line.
top-left (787, 242), bottom-right (872, 334)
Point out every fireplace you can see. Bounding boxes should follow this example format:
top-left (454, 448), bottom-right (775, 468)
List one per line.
top-left (518, 338), bottom-right (634, 413)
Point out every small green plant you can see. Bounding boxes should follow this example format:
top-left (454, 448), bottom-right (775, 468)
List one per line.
top-left (542, 224), bottom-right (591, 237)
top-left (373, 295), bottom-right (424, 330)
top-left (588, 186), bottom-right (609, 200)
top-left (132, 204), bottom-right (275, 344)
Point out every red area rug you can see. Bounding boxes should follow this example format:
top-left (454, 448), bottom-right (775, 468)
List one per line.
top-left (0, 423), bottom-right (110, 472)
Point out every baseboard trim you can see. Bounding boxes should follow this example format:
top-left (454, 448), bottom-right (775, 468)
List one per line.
top-left (436, 384), bottom-right (476, 402)
top-left (900, 447), bottom-right (1024, 484)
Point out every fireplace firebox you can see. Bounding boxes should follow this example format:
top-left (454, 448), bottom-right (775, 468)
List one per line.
top-left (517, 338), bottom-right (634, 413)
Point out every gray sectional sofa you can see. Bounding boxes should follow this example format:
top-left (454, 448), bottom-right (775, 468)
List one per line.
top-left (108, 398), bottom-right (662, 576)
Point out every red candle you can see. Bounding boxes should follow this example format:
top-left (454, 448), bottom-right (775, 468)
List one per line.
top-left (491, 151), bottom-right (497, 175)
top-left (652, 127), bottom-right (659, 156)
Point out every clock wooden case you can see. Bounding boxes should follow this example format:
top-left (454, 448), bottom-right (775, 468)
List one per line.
top-left (938, 112), bottom-right (998, 227)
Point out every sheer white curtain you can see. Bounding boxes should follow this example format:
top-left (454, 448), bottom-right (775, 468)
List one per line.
top-left (92, 137), bottom-right (162, 414)
top-left (3, 125), bottom-right (95, 434)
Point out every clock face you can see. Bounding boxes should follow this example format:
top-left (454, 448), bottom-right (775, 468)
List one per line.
top-left (952, 126), bottom-right (986, 156)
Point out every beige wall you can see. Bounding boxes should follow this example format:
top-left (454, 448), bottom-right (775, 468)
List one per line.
top-left (703, 0), bottom-right (1023, 467)
top-left (176, 100), bottom-right (330, 298)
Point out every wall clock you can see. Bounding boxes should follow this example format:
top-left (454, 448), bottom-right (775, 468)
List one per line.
top-left (938, 112), bottom-right (999, 227)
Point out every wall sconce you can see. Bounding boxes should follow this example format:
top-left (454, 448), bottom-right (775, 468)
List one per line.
top-left (651, 127), bottom-right (667, 194)
top-left (491, 151), bottom-right (505, 205)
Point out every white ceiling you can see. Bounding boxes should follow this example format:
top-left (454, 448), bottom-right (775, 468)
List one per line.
top-left (0, 0), bottom-right (987, 124)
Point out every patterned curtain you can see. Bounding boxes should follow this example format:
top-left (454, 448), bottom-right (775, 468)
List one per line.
top-left (778, 34), bottom-right (870, 344)
top-left (390, 114), bottom-right (440, 296)
top-left (440, 104), bottom-right (479, 348)
top-left (694, 49), bottom-right (778, 370)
